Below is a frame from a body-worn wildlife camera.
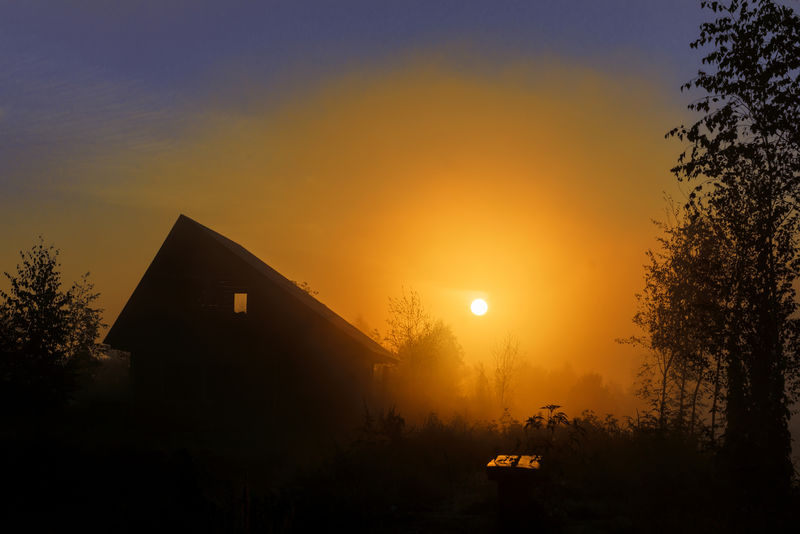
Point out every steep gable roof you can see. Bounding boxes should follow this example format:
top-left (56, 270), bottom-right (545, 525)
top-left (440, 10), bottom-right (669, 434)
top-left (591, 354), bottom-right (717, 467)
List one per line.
top-left (107, 214), bottom-right (395, 364)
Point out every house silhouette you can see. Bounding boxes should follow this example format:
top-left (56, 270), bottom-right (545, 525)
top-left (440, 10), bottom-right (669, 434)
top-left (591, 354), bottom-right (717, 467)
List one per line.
top-left (105, 214), bottom-right (394, 455)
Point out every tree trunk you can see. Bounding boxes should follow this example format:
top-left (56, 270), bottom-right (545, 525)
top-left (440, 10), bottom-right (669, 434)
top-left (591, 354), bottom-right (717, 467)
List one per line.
top-left (689, 371), bottom-right (703, 437)
top-left (709, 349), bottom-right (723, 445)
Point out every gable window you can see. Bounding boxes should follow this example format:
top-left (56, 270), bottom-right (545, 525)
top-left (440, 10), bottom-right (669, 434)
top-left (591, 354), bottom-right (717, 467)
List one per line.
top-left (234, 292), bottom-right (248, 314)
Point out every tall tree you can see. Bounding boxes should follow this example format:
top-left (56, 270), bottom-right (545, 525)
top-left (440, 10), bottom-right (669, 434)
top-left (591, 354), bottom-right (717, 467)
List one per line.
top-left (383, 288), bottom-right (464, 415)
top-left (668, 0), bottom-right (800, 497)
top-left (0, 238), bottom-right (104, 413)
top-left (629, 206), bottom-right (727, 434)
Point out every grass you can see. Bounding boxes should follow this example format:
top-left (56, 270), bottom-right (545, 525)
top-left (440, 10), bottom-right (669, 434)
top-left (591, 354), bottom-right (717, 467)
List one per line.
top-left (2, 403), bottom-right (798, 532)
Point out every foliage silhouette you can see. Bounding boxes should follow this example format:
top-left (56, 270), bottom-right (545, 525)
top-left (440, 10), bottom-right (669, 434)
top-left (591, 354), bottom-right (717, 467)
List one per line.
top-left (0, 237), bottom-right (104, 415)
top-left (663, 0), bottom-right (800, 503)
top-left (623, 203), bottom-right (729, 440)
top-left (381, 288), bottom-right (465, 418)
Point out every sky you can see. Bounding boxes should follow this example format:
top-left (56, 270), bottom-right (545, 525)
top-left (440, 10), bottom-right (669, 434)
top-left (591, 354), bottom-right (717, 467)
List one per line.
top-left (1, 1), bottom-right (719, 385)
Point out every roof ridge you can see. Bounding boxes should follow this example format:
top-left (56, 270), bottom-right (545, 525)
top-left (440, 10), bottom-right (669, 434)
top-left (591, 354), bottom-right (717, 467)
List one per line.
top-left (176, 214), bottom-right (393, 362)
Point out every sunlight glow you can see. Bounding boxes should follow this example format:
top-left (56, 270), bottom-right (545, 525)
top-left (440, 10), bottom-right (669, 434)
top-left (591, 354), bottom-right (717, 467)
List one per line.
top-left (471, 298), bottom-right (488, 316)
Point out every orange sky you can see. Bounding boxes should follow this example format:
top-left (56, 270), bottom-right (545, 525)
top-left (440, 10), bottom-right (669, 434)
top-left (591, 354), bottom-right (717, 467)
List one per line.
top-left (1, 56), bottom-right (688, 385)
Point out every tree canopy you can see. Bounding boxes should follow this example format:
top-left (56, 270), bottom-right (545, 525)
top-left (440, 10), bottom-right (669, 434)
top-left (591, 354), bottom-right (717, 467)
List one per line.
top-left (642, 0), bottom-right (800, 504)
top-left (0, 238), bottom-right (104, 413)
top-left (382, 288), bottom-right (465, 417)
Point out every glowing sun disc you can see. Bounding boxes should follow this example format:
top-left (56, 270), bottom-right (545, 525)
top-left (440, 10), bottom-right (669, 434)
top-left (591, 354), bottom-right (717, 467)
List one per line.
top-left (471, 298), bottom-right (488, 316)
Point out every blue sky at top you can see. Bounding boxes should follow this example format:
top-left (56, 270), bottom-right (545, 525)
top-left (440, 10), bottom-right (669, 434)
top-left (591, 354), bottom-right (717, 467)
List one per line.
top-left (0, 1), bottom-right (710, 194)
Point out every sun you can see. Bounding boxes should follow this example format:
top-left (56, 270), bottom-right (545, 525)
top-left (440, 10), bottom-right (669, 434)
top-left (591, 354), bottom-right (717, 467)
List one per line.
top-left (471, 298), bottom-right (488, 316)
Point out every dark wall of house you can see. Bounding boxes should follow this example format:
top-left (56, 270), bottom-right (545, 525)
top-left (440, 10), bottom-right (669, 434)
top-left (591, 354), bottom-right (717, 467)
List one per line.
top-left (106, 220), bottom-right (376, 454)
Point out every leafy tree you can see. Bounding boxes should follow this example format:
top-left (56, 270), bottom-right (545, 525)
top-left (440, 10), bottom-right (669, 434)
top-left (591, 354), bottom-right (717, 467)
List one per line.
top-left (0, 238), bottom-right (104, 412)
top-left (627, 205), bottom-right (729, 437)
top-left (395, 319), bottom-right (464, 404)
top-left (383, 288), bottom-right (464, 415)
top-left (667, 0), bottom-right (800, 497)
